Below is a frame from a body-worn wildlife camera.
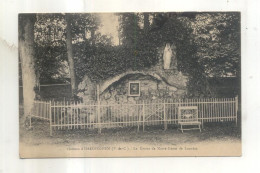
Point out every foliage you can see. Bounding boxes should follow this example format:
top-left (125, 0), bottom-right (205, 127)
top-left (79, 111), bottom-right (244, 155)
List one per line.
top-left (117, 13), bottom-right (197, 71)
top-left (70, 14), bottom-right (101, 43)
top-left (116, 12), bottom-right (240, 97)
top-left (33, 13), bottom-right (101, 83)
top-left (73, 41), bottom-right (127, 82)
top-left (34, 14), bottom-right (66, 47)
top-left (117, 13), bottom-right (206, 96)
top-left (192, 13), bottom-right (240, 77)
top-left (29, 12), bottom-right (240, 97)
top-left (34, 44), bottom-right (68, 82)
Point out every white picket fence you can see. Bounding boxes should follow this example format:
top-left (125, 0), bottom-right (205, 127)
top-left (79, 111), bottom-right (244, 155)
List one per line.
top-left (31, 100), bottom-right (51, 120)
top-left (30, 97), bottom-right (239, 136)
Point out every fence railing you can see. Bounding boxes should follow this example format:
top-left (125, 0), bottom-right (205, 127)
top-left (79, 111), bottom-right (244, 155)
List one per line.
top-left (30, 97), bottom-right (238, 136)
top-left (31, 100), bottom-right (51, 120)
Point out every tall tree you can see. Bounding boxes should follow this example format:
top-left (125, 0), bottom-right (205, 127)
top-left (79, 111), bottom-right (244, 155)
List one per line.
top-left (34, 14), bottom-right (68, 83)
top-left (192, 13), bottom-right (240, 77)
top-left (33, 13), bottom-right (102, 88)
top-left (65, 14), bottom-right (77, 96)
top-left (19, 14), bottom-right (37, 120)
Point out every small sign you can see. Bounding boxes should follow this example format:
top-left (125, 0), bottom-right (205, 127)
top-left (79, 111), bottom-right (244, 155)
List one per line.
top-left (178, 106), bottom-right (198, 122)
top-left (129, 82), bottom-right (140, 96)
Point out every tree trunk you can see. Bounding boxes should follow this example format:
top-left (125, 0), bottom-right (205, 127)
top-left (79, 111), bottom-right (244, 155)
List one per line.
top-left (35, 69), bottom-right (41, 99)
top-left (19, 14), bottom-right (37, 120)
top-left (65, 14), bottom-right (77, 96)
top-left (91, 29), bottom-right (95, 45)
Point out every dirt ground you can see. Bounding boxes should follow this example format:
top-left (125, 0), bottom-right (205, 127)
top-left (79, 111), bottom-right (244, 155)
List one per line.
top-left (19, 118), bottom-right (241, 157)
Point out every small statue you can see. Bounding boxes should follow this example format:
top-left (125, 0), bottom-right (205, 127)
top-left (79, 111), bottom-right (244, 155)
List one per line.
top-left (163, 43), bottom-right (172, 69)
top-left (163, 43), bottom-right (177, 70)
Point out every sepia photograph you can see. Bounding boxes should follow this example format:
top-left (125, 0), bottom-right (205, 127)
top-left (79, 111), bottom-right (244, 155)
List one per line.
top-left (18, 12), bottom-right (241, 158)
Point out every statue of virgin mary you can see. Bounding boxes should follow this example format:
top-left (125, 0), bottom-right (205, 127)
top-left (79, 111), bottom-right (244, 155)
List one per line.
top-left (163, 43), bottom-right (172, 69)
top-left (163, 43), bottom-right (177, 70)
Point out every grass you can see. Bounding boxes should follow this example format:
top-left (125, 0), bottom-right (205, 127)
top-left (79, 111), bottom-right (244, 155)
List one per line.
top-left (19, 117), bottom-right (241, 157)
top-left (20, 117), bottom-right (241, 147)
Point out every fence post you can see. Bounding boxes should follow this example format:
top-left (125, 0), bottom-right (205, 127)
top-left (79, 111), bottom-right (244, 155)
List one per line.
top-left (137, 101), bottom-right (141, 132)
top-left (142, 100), bottom-right (145, 132)
top-left (235, 95), bottom-right (238, 126)
top-left (201, 98), bottom-right (204, 128)
top-left (164, 100), bottom-right (167, 131)
top-left (49, 100), bottom-right (52, 136)
top-left (97, 85), bottom-right (101, 134)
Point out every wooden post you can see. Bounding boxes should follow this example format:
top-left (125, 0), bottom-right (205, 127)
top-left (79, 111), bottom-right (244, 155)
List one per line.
top-left (97, 84), bottom-right (101, 134)
top-left (43, 102), bottom-right (45, 119)
top-left (49, 101), bottom-right (52, 136)
top-left (58, 101), bottom-right (60, 130)
top-left (137, 101), bottom-right (141, 132)
top-left (235, 95), bottom-right (238, 126)
top-left (164, 100), bottom-right (167, 131)
top-left (41, 101), bottom-right (43, 118)
top-left (142, 100), bottom-right (145, 132)
top-left (76, 101), bottom-right (79, 129)
top-left (53, 101), bottom-right (56, 130)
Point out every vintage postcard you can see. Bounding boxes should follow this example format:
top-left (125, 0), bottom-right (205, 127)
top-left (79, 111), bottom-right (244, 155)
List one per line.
top-left (19, 12), bottom-right (241, 158)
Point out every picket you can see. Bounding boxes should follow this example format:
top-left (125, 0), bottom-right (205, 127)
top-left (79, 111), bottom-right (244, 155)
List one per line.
top-left (30, 97), bottom-right (238, 135)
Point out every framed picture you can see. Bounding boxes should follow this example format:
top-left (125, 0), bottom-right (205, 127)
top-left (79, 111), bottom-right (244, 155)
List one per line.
top-left (128, 81), bottom-right (140, 96)
top-left (178, 106), bottom-right (199, 121)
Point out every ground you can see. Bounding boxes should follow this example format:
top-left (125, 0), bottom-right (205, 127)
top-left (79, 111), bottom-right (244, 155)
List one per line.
top-left (19, 117), bottom-right (241, 157)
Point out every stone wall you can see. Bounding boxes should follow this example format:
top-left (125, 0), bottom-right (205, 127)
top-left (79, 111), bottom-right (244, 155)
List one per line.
top-left (100, 74), bottom-right (187, 105)
top-left (77, 75), bottom-right (96, 103)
